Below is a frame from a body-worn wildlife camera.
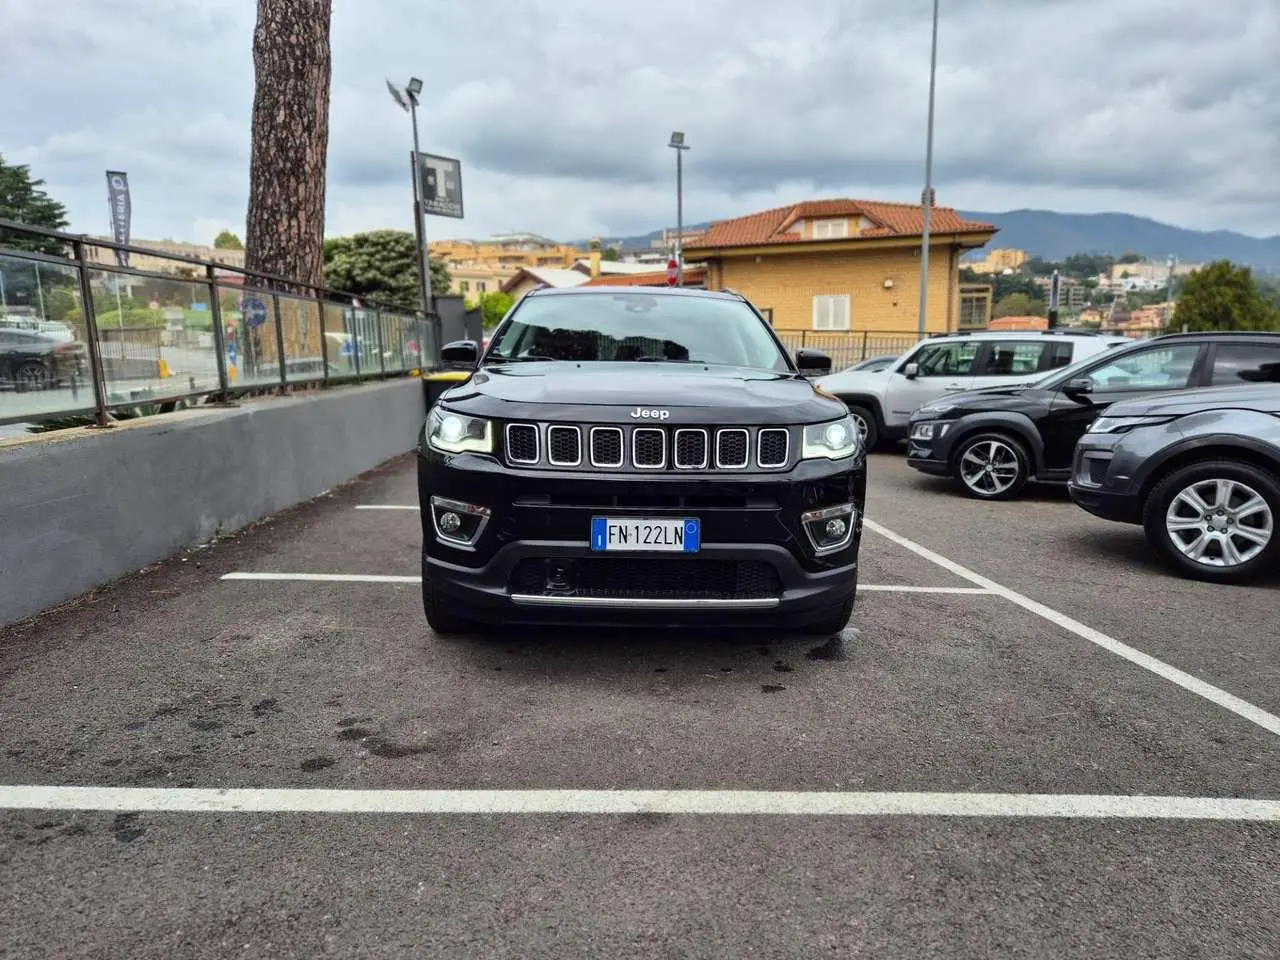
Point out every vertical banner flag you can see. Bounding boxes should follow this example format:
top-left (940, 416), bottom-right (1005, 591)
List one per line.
top-left (105, 170), bottom-right (131, 267)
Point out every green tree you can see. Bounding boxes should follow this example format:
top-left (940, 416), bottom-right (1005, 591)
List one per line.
top-left (1062, 253), bottom-right (1116, 279)
top-left (323, 229), bottom-right (450, 310)
top-left (1117, 251), bottom-right (1144, 264)
top-left (214, 230), bottom-right (244, 250)
top-left (1175, 260), bottom-right (1280, 332)
top-left (0, 155), bottom-right (69, 255)
top-left (476, 291), bottom-right (514, 328)
top-left (1024, 256), bottom-right (1060, 277)
top-left (602, 246), bottom-right (620, 261)
top-left (993, 292), bottom-right (1047, 318)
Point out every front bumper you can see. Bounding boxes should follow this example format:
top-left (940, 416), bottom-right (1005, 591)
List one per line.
top-left (418, 449), bottom-right (865, 626)
top-left (905, 422), bottom-right (958, 477)
top-left (1067, 435), bottom-right (1142, 524)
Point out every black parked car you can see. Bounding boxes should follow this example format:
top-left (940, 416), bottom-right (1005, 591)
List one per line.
top-left (0, 328), bottom-right (88, 390)
top-left (417, 286), bottom-right (866, 635)
top-left (1070, 384), bottom-right (1280, 583)
top-left (905, 332), bottom-right (1280, 500)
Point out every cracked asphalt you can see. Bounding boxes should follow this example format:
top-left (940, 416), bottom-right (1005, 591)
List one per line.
top-left (1, 451), bottom-right (1277, 959)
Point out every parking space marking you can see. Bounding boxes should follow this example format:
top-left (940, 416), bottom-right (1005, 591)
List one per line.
top-left (221, 572), bottom-right (419, 584)
top-left (220, 571), bottom-right (981, 594)
top-left (1, 785), bottom-right (1277, 820)
top-left (354, 505), bottom-right (419, 511)
top-left (864, 518), bottom-right (1280, 739)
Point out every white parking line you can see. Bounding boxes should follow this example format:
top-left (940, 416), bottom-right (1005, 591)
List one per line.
top-left (221, 572), bottom-right (419, 584)
top-left (1, 785), bottom-right (1277, 820)
top-left (864, 518), bottom-right (1280, 739)
top-left (354, 505), bottom-right (420, 511)
top-left (221, 572), bottom-right (979, 594)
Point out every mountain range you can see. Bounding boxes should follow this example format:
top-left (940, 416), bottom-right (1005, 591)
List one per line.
top-left (586, 210), bottom-right (1280, 272)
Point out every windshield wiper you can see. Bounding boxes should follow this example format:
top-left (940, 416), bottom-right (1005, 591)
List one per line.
top-left (484, 354), bottom-right (559, 364)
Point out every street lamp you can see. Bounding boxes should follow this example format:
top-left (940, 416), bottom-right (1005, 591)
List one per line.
top-left (387, 76), bottom-right (433, 321)
top-left (916, 0), bottom-right (940, 338)
top-left (669, 131), bottom-right (690, 286)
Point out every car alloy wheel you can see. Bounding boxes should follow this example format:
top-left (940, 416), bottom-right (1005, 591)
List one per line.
top-left (1164, 477), bottom-right (1273, 569)
top-left (15, 361), bottom-right (50, 390)
top-left (955, 435), bottom-right (1027, 499)
top-left (1144, 459), bottom-right (1280, 584)
top-left (841, 403), bottom-right (879, 450)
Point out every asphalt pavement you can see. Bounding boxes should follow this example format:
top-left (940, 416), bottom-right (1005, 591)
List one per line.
top-left (1, 450), bottom-right (1277, 959)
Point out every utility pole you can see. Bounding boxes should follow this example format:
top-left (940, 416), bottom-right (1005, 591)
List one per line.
top-left (669, 132), bottom-right (690, 286)
top-left (387, 77), bottom-right (433, 321)
top-left (916, 0), bottom-right (940, 339)
top-left (1164, 255), bottom-right (1176, 330)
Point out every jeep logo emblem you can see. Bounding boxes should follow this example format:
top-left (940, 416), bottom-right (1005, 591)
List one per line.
top-left (630, 407), bottom-right (670, 420)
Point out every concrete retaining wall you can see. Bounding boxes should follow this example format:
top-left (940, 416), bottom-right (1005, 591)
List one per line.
top-left (0, 379), bottom-right (424, 625)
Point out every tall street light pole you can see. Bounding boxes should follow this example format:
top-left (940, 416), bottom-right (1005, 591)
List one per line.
top-left (387, 77), bottom-right (434, 322)
top-left (669, 131), bottom-right (690, 286)
top-left (917, 0), bottom-right (940, 339)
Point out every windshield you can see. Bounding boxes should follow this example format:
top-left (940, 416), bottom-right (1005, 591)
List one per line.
top-left (486, 292), bottom-right (791, 372)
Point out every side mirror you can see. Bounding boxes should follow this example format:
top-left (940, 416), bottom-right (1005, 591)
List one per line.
top-left (440, 339), bottom-right (479, 369)
top-left (902, 362), bottom-right (920, 380)
top-left (1064, 376), bottom-right (1094, 396)
top-left (795, 347), bottom-right (832, 376)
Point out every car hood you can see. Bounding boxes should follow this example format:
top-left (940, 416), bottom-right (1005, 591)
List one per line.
top-left (815, 369), bottom-right (885, 393)
top-left (912, 383), bottom-right (1054, 418)
top-left (1105, 384), bottom-right (1280, 418)
top-left (439, 361), bottom-right (848, 425)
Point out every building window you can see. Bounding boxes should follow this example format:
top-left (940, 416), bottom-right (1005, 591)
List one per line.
top-left (477, 281), bottom-right (487, 293)
top-left (812, 219), bottom-right (849, 240)
top-left (812, 295), bottom-right (850, 331)
top-left (958, 285), bottom-right (992, 330)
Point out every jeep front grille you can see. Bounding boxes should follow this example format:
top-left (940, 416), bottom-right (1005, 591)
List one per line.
top-left (504, 422), bottom-right (796, 473)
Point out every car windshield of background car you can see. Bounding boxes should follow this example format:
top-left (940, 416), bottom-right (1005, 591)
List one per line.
top-left (1033, 340), bottom-right (1143, 389)
top-left (486, 293), bottom-right (791, 371)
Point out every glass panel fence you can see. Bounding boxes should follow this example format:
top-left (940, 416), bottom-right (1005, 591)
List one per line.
top-left (277, 294), bottom-right (325, 382)
top-left (90, 269), bottom-right (222, 406)
top-left (216, 284), bottom-right (282, 389)
top-left (323, 302), bottom-right (359, 377)
top-left (0, 253), bottom-right (91, 424)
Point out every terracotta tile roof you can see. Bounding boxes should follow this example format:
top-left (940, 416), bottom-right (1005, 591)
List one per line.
top-left (685, 198), bottom-right (996, 252)
top-left (581, 267), bottom-right (708, 287)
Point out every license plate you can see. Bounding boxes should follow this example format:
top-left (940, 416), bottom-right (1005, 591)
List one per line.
top-left (590, 517), bottom-right (700, 553)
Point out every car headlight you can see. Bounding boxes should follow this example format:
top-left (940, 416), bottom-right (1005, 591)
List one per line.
top-left (910, 421), bottom-right (952, 442)
top-left (1087, 415), bottom-right (1175, 435)
top-left (425, 406), bottom-right (493, 454)
top-left (802, 416), bottom-right (861, 460)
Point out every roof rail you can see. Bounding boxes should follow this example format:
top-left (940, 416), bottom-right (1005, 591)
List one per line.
top-left (721, 287), bottom-right (746, 299)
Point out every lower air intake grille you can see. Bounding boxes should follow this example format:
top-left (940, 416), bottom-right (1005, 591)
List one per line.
top-left (509, 558), bottom-right (782, 601)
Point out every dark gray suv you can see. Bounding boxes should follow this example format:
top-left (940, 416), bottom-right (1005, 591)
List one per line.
top-left (1070, 384), bottom-right (1280, 583)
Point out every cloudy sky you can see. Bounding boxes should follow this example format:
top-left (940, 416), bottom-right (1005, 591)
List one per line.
top-left (3, 0), bottom-right (1277, 246)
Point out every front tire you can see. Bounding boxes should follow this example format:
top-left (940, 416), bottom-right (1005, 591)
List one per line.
top-left (15, 361), bottom-right (50, 391)
top-left (421, 557), bottom-right (478, 635)
top-left (951, 432), bottom-right (1030, 500)
top-left (1142, 460), bottom-right (1280, 584)
top-left (841, 403), bottom-right (880, 451)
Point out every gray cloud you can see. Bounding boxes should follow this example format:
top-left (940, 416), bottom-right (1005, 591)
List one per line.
top-left (1, 0), bottom-right (1276, 246)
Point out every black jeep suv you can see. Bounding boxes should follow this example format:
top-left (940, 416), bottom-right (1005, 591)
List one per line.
top-left (906, 331), bottom-right (1280, 500)
top-left (417, 286), bottom-right (866, 634)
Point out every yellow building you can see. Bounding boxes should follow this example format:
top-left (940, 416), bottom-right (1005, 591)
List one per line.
top-left (430, 232), bottom-right (591, 298)
top-left (965, 247), bottom-right (1028, 274)
top-left (84, 236), bottom-right (246, 273)
top-left (683, 199), bottom-right (997, 333)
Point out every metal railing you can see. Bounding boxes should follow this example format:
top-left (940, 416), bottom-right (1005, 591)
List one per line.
top-left (0, 219), bottom-right (438, 428)
top-left (775, 330), bottom-right (925, 370)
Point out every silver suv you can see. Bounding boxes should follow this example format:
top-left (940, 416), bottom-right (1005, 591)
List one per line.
top-left (815, 330), bottom-right (1131, 448)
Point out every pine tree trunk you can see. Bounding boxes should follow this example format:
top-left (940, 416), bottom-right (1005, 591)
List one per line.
top-left (244, 0), bottom-right (331, 292)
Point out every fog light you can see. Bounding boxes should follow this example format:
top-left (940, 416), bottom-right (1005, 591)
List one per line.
top-left (800, 502), bottom-right (857, 556)
top-left (429, 496), bottom-right (490, 550)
